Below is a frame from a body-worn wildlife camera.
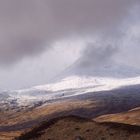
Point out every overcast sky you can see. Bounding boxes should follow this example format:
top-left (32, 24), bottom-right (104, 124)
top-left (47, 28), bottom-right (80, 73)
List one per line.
top-left (0, 0), bottom-right (140, 90)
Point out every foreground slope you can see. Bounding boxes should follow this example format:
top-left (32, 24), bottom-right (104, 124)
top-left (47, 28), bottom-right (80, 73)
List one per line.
top-left (95, 107), bottom-right (140, 126)
top-left (16, 116), bottom-right (140, 140)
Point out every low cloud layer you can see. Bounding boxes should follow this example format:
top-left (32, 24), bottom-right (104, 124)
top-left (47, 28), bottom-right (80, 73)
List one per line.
top-left (0, 0), bottom-right (138, 65)
top-left (0, 0), bottom-right (140, 89)
top-left (77, 43), bottom-right (117, 68)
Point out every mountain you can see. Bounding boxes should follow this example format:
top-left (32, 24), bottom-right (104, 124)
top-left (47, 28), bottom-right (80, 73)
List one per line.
top-left (0, 77), bottom-right (140, 139)
top-left (1, 64), bottom-right (140, 139)
top-left (0, 76), bottom-right (140, 106)
top-left (1, 61), bottom-right (140, 109)
top-left (1, 75), bottom-right (140, 110)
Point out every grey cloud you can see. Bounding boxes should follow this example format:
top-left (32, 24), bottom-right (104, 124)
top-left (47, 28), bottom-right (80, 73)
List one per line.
top-left (0, 0), bottom-right (138, 65)
top-left (77, 43), bottom-right (117, 69)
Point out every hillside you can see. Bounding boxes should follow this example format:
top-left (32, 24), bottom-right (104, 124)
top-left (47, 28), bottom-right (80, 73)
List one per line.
top-left (16, 116), bottom-right (140, 140)
top-left (95, 107), bottom-right (140, 126)
top-left (0, 83), bottom-right (140, 139)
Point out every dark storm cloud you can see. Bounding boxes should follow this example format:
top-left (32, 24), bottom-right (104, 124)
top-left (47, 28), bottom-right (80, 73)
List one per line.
top-left (0, 0), bottom-right (138, 65)
top-left (77, 43), bottom-right (117, 68)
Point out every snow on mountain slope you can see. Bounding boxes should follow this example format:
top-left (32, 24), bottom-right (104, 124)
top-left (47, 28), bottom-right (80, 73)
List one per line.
top-left (6, 76), bottom-right (140, 106)
top-left (1, 61), bottom-right (140, 108)
top-left (36, 76), bottom-right (140, 92)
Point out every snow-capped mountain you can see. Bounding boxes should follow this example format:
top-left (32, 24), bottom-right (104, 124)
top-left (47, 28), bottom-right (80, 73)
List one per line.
top-left (1, 75), bottom-right (140, 109)
top-left (1, 63), bottom-right (140, 110)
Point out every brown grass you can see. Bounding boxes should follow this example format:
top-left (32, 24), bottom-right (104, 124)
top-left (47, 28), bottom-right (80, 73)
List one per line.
top-left (16, 115), bottom-right (140, 140)
top-left (95, 107), bottom-right (140, 126)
